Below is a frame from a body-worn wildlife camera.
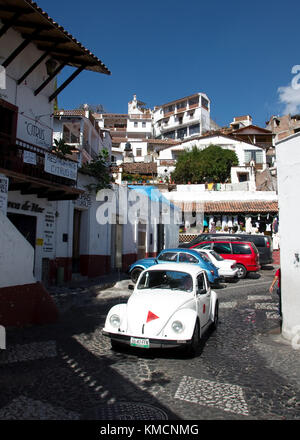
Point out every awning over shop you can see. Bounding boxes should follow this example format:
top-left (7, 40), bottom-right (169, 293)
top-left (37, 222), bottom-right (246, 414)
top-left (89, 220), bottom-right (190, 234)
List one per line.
top-left (172, 200), bottom-right (278, 214)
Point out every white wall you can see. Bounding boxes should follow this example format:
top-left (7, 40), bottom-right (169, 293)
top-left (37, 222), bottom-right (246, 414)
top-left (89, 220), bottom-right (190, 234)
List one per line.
top-left (0, 211), bottom-right (36, 287)
top-left (0, 24), bottom-right (55, 149)
top-left (276, 133), bottom-right (300, 343)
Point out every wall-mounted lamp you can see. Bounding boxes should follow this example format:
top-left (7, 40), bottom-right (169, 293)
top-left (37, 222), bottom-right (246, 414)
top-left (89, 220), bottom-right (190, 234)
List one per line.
top-left (46, 58), bottom-right (58, 76)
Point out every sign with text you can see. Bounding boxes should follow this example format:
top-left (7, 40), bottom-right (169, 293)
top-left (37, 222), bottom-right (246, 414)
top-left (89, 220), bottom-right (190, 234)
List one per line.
top-left (23, 150), bottom-right (37, 165)
top-left (0, 174), bottom-right (9, 216)
top-left (18, 113), bottom-right (52, 149)
top-left (44, 153), bottom-right (77, 181)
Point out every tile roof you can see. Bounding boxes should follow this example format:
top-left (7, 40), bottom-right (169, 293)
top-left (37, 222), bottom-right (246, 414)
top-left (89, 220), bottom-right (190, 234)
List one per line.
top-left (115, 162), bottom-right (157, 175)
top-left (172, 200), bottom-right (278, 213)
top-left (0, 0), bottom-right (110, 74)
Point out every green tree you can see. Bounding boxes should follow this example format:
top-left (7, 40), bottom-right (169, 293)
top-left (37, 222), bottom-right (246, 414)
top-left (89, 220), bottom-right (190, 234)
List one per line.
top-left (81, 149), bottom-right (111, 192)
top-left (171, 144), bottom-right (238, 184)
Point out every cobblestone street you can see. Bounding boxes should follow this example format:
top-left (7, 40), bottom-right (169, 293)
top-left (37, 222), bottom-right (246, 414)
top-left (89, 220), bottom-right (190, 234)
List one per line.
top-left (1, 266), bottom-right (300, 421)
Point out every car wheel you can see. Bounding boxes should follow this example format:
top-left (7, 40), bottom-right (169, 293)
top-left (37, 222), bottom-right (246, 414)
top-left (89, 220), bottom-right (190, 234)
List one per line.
top-left (211, 301), bottom-right (219, 330)
top-left (187, 320), bottom-right (200, 356)
top-left (111, 340), bottom-right (122, 351)
top-left (130, 267), bottom-right (143, 283)
top-left (236, 264), bottom-right (247, 279)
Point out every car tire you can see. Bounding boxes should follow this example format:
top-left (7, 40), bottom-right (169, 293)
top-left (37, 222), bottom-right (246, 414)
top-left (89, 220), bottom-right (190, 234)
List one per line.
top-left (236, 264), bottom-right (247, 279)
top-left (187, 320), bottom-right (200, 356)
top-left (130, 267), bottom-right (143, 283)
top-left (111, 340), bottom-right (122, 351)
top-left (211, 301), bottom-right (219, 330)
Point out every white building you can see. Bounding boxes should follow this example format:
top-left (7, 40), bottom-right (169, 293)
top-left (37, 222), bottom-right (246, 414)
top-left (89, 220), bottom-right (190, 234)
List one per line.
top-left (153, 93), bottom-right (211, 141)
top-left (158, 133), bottom-right (267, 184)
top-left (0, 0), bottom-right (110, 326)
top-left (276, 132), bottom-right (300, 344)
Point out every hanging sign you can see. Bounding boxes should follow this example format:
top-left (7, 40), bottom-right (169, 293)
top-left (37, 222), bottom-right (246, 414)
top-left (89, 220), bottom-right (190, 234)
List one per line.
top-left (44, 153), bottom-right (77, 181)
top-left (0, 174), bottom-right (9, 216)
top-left (23, 150), bottom-right (37, 165)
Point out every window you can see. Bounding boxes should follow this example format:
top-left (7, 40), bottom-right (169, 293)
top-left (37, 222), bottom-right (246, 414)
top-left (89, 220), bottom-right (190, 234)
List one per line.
top-left (137, 270), bottom-right (192, 291)
top-left (142, 122), bottom-right (146, 127)
top-left (197, 252), bottom-right (211, 263)
top-left (176, 101), bottom-right (186, 110)
top-left (201, 96), bottom-right (209, 109)
top-left (157, 252), bottom-right (178, 262)
top-left (136, 148), bottom-right (142, 157)
top-left (245, 150), bottom-right (263, 164)
top-left (0, 99), bottom-right (18, 143)
top-left (179, 253), bottom-right (198, 263)
top-left (134, 122), bottom-right (138, 127)
top-left (189, 124), bottom-right (200, 136)
top-left (231, 243), bottom-right (251, 255)
top-left (197, 273), bottom-right (206, 294)
top-left (213, 243), bottom-right (232, 254)
top-left (196, 243), bottom-right (212, 250)
top-left (188, 97), bottom-right (199, 106)
top-left (177, 127), bottom-right (187, 139)
top-left (165, 131), bottom-right (175, 139)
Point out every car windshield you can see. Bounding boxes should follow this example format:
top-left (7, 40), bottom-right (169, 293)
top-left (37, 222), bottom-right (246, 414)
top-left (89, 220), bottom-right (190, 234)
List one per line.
top-left (210, 251), bottom-right (224, 261)
top-left (137, 270), bottom-right (193, 292)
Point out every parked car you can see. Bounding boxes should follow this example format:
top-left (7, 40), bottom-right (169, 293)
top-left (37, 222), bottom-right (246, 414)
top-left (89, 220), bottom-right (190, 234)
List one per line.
top-left (189, 240), bottom-right (260, 279)
top-left (128, 248), bottom-right (220, 285)
top-left (103, 263), bottom-right (219, 355)
top-left (195, 249), bottom-right (239, 281)
top-left (180, 233), bottom-right (273, 266)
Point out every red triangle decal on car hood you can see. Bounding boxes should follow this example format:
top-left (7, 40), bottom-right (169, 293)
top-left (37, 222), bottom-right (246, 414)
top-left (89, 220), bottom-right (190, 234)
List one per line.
top-left (146, 311), bottom-right (159, 323)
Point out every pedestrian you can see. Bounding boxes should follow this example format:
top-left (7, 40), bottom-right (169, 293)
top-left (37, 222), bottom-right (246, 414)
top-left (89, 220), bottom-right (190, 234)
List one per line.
top-left (269, 267), bottom-right (282, 318)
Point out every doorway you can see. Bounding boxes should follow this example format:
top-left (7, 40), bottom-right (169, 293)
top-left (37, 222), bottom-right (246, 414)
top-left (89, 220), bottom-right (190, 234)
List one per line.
top-left (72, 209), bottom-right (82, 273)
top-left (7, 212), bottom-right (37, 274)
top-left (137, 223), bottom-right (146, 260)
top-left (111, 218), bottom-right (123, 270)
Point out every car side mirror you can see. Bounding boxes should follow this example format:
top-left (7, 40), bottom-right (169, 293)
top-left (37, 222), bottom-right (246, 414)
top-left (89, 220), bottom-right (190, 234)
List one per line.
top-left (128, 284), bottom-right (134, 290)
top-left (198, 288), bottom-right (207, 295)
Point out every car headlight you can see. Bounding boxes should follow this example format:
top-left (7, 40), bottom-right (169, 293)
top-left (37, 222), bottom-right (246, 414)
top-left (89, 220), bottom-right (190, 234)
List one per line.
top-left (172, 320), bottom-right (184, 333)
top-left (109, 314), bottom-right (120, 328)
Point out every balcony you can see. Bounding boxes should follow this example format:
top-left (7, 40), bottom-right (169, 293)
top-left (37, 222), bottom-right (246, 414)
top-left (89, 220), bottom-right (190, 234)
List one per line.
top-left (0, 137), bottom-right (83, 200)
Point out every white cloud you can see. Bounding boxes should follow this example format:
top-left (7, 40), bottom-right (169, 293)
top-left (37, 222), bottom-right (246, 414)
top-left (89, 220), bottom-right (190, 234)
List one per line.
top-left (278, 84), bottom-right (300, 114)
top-left (278, 66), bottom-right (300, 115)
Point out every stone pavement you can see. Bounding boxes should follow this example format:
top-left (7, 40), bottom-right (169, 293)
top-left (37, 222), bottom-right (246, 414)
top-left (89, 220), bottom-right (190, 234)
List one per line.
top-left (0, 267), bottom-right (300, 421)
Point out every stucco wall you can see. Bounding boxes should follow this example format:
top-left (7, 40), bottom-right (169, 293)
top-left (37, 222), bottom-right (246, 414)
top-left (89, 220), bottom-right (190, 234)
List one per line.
top-left (276, 133), bottom-right (300, 343)
top-left (0, 211), bottom-right (36, 288)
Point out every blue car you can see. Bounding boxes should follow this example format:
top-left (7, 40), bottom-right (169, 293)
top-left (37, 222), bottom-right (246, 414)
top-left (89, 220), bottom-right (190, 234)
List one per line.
top-left (128, 248), bottom-right (220, 284)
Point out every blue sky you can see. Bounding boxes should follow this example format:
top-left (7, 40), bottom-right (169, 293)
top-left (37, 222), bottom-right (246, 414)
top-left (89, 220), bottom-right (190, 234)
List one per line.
top-left (38, 0), bottom-right (300, 127)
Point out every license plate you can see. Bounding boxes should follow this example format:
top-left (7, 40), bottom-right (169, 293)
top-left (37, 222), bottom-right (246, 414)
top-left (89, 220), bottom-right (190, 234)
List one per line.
top-left (130, 337), bottom-right (149, 348)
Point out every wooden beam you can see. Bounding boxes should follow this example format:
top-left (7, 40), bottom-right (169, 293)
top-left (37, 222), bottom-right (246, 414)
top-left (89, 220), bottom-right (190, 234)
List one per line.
top-left (2, 29), bottom-right (41, 68)
top-left (18, 51), bottom-right (51, 85)
top-left (0, 11), bottom-right (23, 39)
top-left (34, 61), bottom-right (67, 96)
top-left (49, 65), bottom-right (86, 102)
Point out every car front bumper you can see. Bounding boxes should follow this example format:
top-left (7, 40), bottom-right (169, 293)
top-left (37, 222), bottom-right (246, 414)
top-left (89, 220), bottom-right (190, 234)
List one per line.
top-left (102, 330), bottom-right (191, 348)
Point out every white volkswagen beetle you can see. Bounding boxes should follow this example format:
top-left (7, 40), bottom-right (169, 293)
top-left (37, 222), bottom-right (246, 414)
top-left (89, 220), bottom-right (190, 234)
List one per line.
top-left (102, 263), bottom-right (219, 355)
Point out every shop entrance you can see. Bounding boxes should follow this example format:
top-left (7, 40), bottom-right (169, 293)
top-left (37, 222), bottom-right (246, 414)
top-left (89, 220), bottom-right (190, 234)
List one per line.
top-left (7, 212), bottom-right (37, 274)
top-left (7, 212), bottom-right (37, 248)
top-left (111, 217), bottom-right (123, 270)
top-left (72, 209), bottom-right (82, 273)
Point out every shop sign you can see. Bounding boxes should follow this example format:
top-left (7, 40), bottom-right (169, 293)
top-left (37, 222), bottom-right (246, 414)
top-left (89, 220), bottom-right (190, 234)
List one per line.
top-left (7, 200), bottom-right (45, 213)
top-left (44, 153), bottom-right (77, 181)
top-left (23, 150), bottom-right (37, 165)
top-left (43, 211), bottom-right (55, 254)
top-left (18, 113), bottom-right (52, 149)
top-left (75, 192), bottom-right (92, 208)
top-left (0, 174), bottom-right (9, 216)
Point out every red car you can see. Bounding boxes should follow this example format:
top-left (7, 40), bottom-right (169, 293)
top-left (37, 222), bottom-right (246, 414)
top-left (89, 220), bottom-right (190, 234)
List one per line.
top-left (189, 240), bottom-right (260, 279)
